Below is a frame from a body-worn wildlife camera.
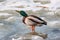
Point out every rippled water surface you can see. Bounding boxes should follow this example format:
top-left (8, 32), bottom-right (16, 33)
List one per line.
top-left (0, 0), bottom-right (60, 40)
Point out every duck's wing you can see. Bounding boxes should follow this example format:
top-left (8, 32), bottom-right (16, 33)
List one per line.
top-left (30, 15), bottom-right (47, 25)
top-left (28, 18), bottom-right (41, 24)
top-left (30, 15), bottom-right (44, 21)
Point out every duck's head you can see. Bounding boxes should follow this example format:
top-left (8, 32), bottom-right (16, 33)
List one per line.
top-left (16, 10), bottom-right (28, 17)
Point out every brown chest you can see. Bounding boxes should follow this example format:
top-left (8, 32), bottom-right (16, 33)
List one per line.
top-left (22, 17), bottom-right (26, 24)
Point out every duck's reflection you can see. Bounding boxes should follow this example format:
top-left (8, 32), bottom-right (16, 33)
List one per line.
top-left (12, 32), bottom-right (47, 40)
top-left (25, 32), bottom-right (47, 39)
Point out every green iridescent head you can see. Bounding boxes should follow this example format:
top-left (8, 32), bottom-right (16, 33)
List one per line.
top-left (16, 10), bottom-right (28, 17)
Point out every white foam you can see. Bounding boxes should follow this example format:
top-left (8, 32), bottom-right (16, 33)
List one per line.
top-left (0, 13), bottom-right (12, 16)
top-left (0, 0), bottom-right (60, 11)
top-left (47, 21), bottom-right (60, 28)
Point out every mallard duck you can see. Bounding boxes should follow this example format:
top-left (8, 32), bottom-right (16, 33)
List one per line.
top-left (16, 10), bottom-right (47, 32)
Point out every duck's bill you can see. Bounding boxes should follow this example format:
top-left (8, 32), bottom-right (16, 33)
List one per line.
top-left (15, 10), bottom-right (20, 13)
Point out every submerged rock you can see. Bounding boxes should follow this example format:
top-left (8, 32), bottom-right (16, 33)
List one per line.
top-left (25, 32), bottom-right (47, 39)
top-left (13, 35), bottom-right (44, 40)
top-left (12, 32), bottom-right (47, 40)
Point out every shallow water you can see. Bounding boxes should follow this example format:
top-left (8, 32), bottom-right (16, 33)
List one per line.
top-left (0, 0), bottom-right (60, 40)
top-left (0, 15), bottom-right (60, 40)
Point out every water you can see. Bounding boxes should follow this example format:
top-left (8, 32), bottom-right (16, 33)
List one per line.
top-left (0, 0), bottom-right (60, 40)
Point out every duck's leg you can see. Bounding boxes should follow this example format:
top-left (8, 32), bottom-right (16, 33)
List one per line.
top-left (31, 25), bottom-right (35, 32)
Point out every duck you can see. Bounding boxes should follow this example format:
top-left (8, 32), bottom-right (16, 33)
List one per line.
top-left (16, 10), bottom-right (47, 32)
